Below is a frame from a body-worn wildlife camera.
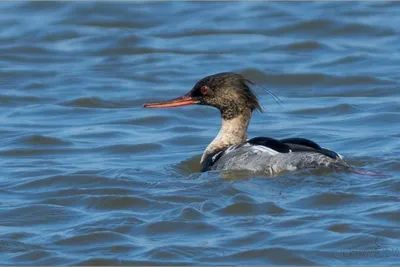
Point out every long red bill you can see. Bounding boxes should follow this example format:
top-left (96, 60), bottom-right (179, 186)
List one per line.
top-left (143, 95), bottom-right (197, 108)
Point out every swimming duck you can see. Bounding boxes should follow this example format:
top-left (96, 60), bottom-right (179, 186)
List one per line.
top-left (143, 72), bottom-right (349, 175)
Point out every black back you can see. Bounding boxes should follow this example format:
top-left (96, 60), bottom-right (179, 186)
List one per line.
top-left (238, 136), bottom-right (340, 161)
top-left (279, 138), bottom-right (322, 150)
top-left (246, 137), bottom-right (291, 153)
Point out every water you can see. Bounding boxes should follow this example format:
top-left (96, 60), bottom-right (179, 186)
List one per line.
top-left (0, 1), bottom-right (399, 265)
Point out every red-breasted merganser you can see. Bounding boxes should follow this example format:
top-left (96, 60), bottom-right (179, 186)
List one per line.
top-left (143, 72), bottom-right (349, 175)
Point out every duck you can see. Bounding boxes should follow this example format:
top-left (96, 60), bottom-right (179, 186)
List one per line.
top-left (143, 72), bottom-right (350, 175)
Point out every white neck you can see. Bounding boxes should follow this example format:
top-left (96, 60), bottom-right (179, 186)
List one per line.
top-left (201, 113), bottom-right (251, 163)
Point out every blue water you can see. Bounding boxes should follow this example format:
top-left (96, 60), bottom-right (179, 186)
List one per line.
top-left (0, 1), bottom-right (399, 265)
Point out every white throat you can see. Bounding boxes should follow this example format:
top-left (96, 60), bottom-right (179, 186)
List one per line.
top-left (201, 113), bottom-right (250, 163)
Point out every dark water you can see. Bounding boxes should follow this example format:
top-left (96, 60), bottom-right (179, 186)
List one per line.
top-left (1, 1), bottom-right (399, 265)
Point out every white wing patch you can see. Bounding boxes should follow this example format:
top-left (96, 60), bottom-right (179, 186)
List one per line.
top-left (239, 143), bottom-right (280, 156)
top-left (218, 143), bottom-right (281, 164)
top-left (224, 144), bottom-right (238, 154)
top-left (212, 151), bottom-right (224, 162)
top-left (250, 145), bottom-right (280, 156)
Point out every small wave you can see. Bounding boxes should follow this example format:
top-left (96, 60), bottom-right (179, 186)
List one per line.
top-left (82, 20), bottom-right (155, 29)
top-left (268, 40), bottom-right (327, 52)
top-left (110, 115), bottom-right (173, 126)
top-left (327, 223), bottom-right (358, 233)
top-left (367, 210), bottom-right (400, 224)
top-left (217, 230), bottom-right (271, 248)
top-left (216, 201), bottom-right (287, 216)
top-left (212, 247), bottom-right (318, 265)
top-left (0, 204), bottom-right (85, 227)
top-left (290, 192), bottom-right (358, 209)
top-left (91, 46), bottom-right (234, 56)
top-left (0, 46), bottom-right (55, 56)
top-left (291, 103), bottom-right (360, 116)
top-left (330, 22), bottom-right (395, 37)
top-left (312, 55), bottom-right (365, 67)
top-left (268, 19), bottom-right (335, 35)
top-left (18, 134), bottom-right (72, 146)
top-left (9, 249), bottom-right (67, 265)
top-left (0, 94), bottom-right (49, 105)
top-left (10, 173), bottom-right (132, 191)
top-left (0, 239), bottom-right (41, 253)
top-left (158, 29), bottom-right (261, 38)
top-left (55, 231), bottom-right (132, 246)
top-left (267, 18), bottom-right (394, 37)
top-left (97, 143), bottom-right (162, 154)
top-left (0, 148), bottom-right (74, 157)
top-left (143, 245), bottom-right (214, 262)
top-left (40, 30), bottom-right (82, 43)
top-left (285, 40), bottom-right (326, 50)
top-left (73, 257), bottom-right (191, 266)
top-left (59, 97), bottom-right (133, 109)
top-left (144, 220), bottom-right (219, 236)
top-left (240, 68), bottom-right (393, 90)
top-left (84, 195), bottom-right (157, 211)
top-left (23, 81), bottom-right (47, 90)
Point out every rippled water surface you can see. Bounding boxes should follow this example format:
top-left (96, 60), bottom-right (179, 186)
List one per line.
top-left (1, 1), bottom-right (399, 265)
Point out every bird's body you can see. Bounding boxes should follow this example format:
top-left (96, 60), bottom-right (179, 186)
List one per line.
top-left (144, 72), bottom-right (349, 175)
top-left (201, 137), bottom-right (348, 175)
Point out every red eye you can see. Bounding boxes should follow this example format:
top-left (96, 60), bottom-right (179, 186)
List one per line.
top-left (201, 86), bottom-right (209, 95)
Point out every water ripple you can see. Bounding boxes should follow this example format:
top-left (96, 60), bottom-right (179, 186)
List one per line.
top-left (0, 1), bottom-right (399, 265)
